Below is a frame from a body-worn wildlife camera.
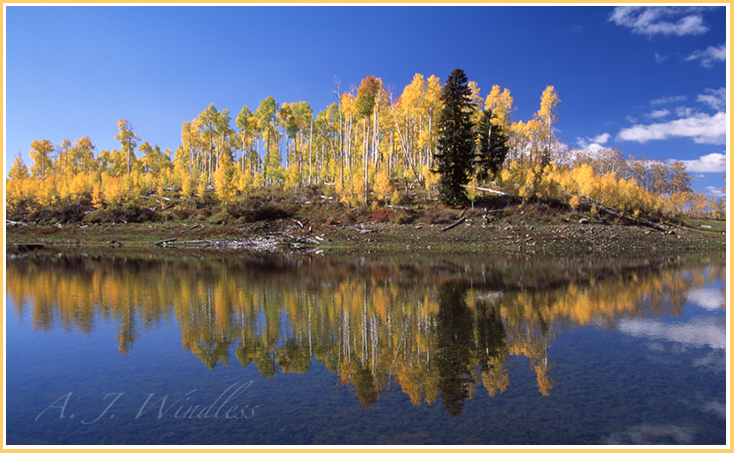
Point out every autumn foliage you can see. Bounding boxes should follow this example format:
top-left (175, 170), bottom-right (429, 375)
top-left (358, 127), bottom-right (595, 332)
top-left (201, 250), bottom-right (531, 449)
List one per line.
top-left (6, 73), bottom-right (724, 222)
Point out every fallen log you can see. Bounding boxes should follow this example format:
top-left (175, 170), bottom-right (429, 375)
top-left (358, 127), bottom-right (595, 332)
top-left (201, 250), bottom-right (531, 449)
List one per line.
top-left (461, 185), bottom-right (521, 200)
top-left (17, 244), bottom-right (44, 252)
top-left (348, 224), bottom-right (374, 233)
top-left (439, 217), bottom-right (466, 232)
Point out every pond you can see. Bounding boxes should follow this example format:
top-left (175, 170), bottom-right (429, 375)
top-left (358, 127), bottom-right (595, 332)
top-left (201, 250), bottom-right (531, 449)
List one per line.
top-left (4, 251), bottom-right (727, 445)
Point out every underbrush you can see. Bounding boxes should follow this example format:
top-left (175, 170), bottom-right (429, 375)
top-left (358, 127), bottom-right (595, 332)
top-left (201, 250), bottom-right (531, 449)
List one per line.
top-left (9, 184), bottom-right (717, 229)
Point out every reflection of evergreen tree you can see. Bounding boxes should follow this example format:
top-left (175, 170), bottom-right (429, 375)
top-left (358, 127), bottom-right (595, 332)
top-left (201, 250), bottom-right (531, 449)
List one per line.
top-left (475, 301), bottom-right (510, 396)
top-left (116, 299), bottom-right (138, 354)
top-left (436, 282), bottom-right (476, 417)
top-left (353, 362), bottom-right (379, 409)
top-left (475, 301), bottom-right (507, 374)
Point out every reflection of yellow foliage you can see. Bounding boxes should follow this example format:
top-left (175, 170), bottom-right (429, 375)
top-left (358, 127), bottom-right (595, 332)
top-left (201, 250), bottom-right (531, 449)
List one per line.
top-left (6, 257), bottom-right (720, 405)
top-left (482, 355), bottom-right (510, 397)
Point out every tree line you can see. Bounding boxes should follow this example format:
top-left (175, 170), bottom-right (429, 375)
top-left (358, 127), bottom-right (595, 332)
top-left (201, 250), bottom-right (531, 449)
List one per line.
top-left (6, 69), bottom-right (724, 220)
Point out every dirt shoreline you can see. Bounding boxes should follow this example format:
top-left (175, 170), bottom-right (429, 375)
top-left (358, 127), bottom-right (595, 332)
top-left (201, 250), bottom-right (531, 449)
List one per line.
top-left (5, 214), bottom-right (726, 259)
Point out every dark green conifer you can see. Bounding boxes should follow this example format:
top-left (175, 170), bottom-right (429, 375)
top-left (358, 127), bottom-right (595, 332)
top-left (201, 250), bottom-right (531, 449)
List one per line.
top-left (434, 68), bottom-right (476, 206)
top-left (475, 109), bottom-right (510, 183)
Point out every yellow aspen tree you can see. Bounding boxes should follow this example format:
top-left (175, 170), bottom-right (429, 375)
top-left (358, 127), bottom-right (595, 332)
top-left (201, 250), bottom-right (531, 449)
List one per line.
top-left (9, 153), bottom-right (29, 180)
top-left (92, 182), bottom-right (105, 209)
top-left (373, 166), bottom-right (393, 203)
top-left (103, 177), bottom-right (125, 207)
top-left (253, 171), bottom-right (264, 188)
top-left (422, 164), bottom-right (439, 194)
top-left (569, 195), bottom-right (582, 211)
top-left (422, 75), bottom-right (443, 171)
top-left (114, 119), bottom-right (140, 177)
top-left (467, 175), bottom-right (479, 208)
top-left (6, 180), bottom-right (27, 214)
top-left (68, 172), bottom-right (92, 206)
top-left (235, 169), bottom-right (253, 196)
top-left (156, 185), bottom-right (167, 208)
top-left (181, 174), bottom-right (194, 199)
top-left (196, 179), bottom-right (207, 200)
top-left (499, 161), bottom-right (522, 197)
top-left (37, 176), bottom-right (58, 208)
top-left (467, 80), bottom-right (483, 118)
top-left (508, 120), bottom-right (531, 164)
top-left (574, 164), bottom-right (596, 200)
top-left (343, 170), bottom-right (365, 208)
top-left (533, 86), bottom-right (561, 166)
top-left (213, 152), bottom-right (236, 205)
top-left (334, 176), bottom-right (346, 204)
top-left (284, 165), bottom-right (301, 189)
top-left (484, 85), bottom-right (515, 131)
top-left (389, 189), bottom-right (401, 206)
top-left (29, 139), bottom-right (55, 180)
top-left (127, 169), bottom-right (143, 205)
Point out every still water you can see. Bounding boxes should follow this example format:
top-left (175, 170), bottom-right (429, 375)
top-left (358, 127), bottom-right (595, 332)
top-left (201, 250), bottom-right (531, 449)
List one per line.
top-left (5, 251), bottom-right (727, 445)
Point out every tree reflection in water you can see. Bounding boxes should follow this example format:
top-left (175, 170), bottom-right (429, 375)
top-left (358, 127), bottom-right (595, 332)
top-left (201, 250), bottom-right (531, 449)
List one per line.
top-left (436, 282), bottom-right (476, 417)
top-left (6, 252), bottom-right (724, 415)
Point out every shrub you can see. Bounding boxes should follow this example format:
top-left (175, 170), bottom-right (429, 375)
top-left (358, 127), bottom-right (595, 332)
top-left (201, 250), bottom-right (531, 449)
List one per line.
top-left (426, 210), bottom-right (457, 224)
top-left (370, 209), bottom-right (396, 223)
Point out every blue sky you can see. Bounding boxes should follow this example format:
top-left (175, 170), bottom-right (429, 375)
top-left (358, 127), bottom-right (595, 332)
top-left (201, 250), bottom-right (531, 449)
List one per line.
top-left (4, 5), bottom-right (728, 196)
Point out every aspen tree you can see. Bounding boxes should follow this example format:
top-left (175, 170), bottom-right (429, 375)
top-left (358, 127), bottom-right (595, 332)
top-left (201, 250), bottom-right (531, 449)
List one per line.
top-left (114, 119), bottom-right (139, 177)
top-left (236, 105), bottom-right (256, 174)
top-left (9, 153), bottom-right (29, 180)
top-left (29, 139), bottom-right (54, 180)
top-left (373, 166), bottom-right (393, 203)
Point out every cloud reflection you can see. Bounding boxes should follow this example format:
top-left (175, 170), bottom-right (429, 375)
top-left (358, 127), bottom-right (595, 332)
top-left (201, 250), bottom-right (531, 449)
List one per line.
top-left (687, 288), bottom-right (725, 310)
top-left (618, 317), bottom-right (725, 349)
top-left (602, 423), bottom-right (696, 444)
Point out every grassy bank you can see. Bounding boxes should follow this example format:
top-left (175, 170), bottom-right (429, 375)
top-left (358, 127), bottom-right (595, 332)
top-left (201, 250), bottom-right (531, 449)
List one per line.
top-left (5, 186), bottom-right (726, 259)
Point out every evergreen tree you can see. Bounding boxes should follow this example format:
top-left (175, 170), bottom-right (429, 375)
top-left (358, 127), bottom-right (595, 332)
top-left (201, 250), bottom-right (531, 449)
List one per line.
top-left (475, 109), bottom-right (509, 182)
top-left (434, 68), bottom-right (476, 206)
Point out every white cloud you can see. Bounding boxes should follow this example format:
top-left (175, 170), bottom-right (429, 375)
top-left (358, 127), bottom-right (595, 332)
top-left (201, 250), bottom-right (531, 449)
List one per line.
top-left (576, 132), bottom-right (611, 152)
top-left (592, 132), bottom-right (610, 144)
top-left (625, 115), bottom-right (638, 124)
top-left (707, 186), bottom-right (725, 197)
top-left (685, 44), bottom-right (727, 68)
top-left (697, 87), bottom-right (726, 112)
top-left (617, 112), bottom-right (726, 145)
top-left (651, 95), bottom-right (687, 105)
top-left (675, 106), bottom-right (696, 118)
top-left (609, 6), bottom-right (709, 36)
top-left (674, 152), bottom-right (726, 173)
top-left (654, 52), bottom-right (667, 64)
top-left (647, 109), bottom-right (670, 119)
top-left (584, 143), bottom-right (605, 153)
